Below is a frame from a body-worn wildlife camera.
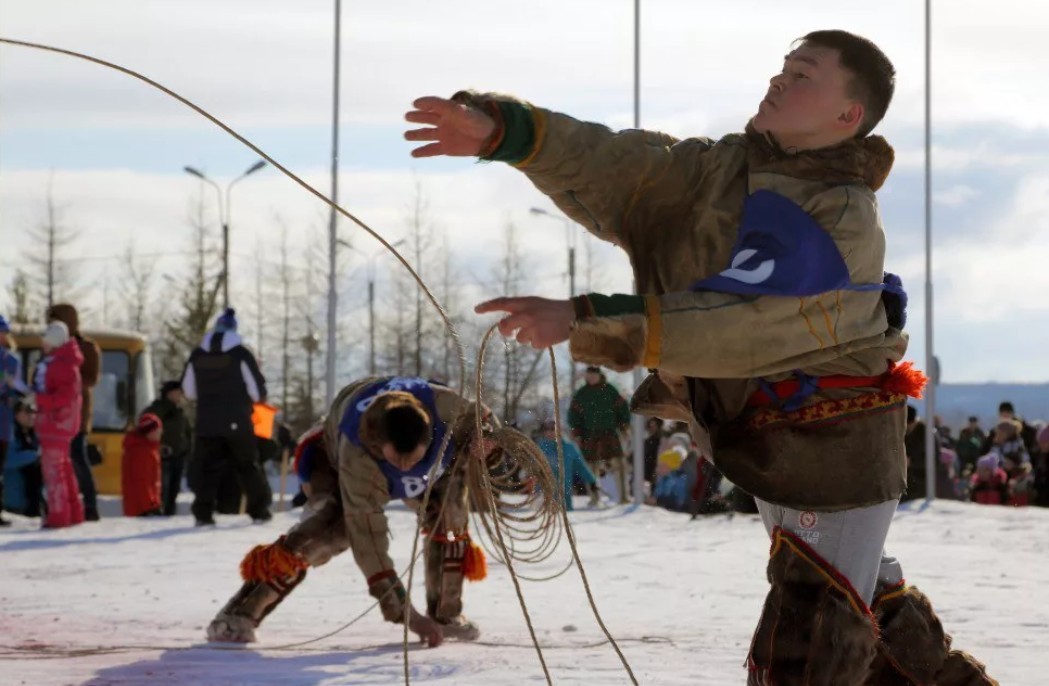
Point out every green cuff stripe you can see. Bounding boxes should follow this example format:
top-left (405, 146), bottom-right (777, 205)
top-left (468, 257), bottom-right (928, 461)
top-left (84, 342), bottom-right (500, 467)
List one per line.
top-left (583, 293), bottom-right (646, 318)
top-left (484, 102), bottom-right (535, 164)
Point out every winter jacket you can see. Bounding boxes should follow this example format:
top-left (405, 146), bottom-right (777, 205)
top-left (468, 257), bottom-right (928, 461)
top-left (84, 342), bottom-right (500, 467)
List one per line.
top-left (47, 305), bottom-right (100, 432)
top-left (458, 91), bottom-right (909, 511)
top-left (535, 436), bottom-right (596, 511)
top-left (181, 330), bottom-right (267, 438)
top-left (144, 396), bottom-right (192, 458)
top-left (568, 379), bottom-right (630, 462)
top-left (3, 423), bottom-right (40, 512)
top-left (318, 376), bottom-right (497, 591)
top-left (33, 339), bottom-right (84, 442)
top-left (0, 346), bottom-right (26, 443)
top-left (988, 439), bottom-right (1029, 467)
top-left (121, 430), bottom-right (161, 516)
top-left (970, 469), bottom-right (1008, 505)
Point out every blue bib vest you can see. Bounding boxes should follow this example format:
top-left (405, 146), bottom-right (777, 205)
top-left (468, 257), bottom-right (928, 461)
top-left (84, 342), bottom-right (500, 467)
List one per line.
top-left (689, 190), bottom-right (909, 411)
top-left (338, 377), bottom-right (454, 499)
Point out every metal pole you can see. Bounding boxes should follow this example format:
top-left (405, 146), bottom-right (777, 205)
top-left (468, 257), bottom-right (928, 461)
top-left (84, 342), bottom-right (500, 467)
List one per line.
top-left (204, 180), bottom-right (224, 309)
top-left (222, 181), bottom-right (232, 309)
top-left (630, 0), bottom-right (646, 506)
top-left (369, 278), bottom-right (376, 376)
top-left (324, 0), bottom-right (342, 407)
top-left (568, 245), bottom-right (577, 392)
top-left (923, 0), bottom-right (937, 501)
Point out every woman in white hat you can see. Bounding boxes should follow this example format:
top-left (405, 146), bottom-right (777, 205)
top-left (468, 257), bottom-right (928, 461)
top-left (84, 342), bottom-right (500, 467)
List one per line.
top-left (32, 321), bottom-right (85, 528)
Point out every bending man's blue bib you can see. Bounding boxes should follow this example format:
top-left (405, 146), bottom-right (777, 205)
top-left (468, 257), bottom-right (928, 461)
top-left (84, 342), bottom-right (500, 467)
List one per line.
top-left (339, 377), bottom-right (453, 499)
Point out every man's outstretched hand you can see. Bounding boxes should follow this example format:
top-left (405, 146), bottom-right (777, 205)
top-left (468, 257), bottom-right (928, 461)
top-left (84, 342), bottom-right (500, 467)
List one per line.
top-left (404, 96), bottom-right (497, 158)
top-left (475, 297), bottom-right (575, 349)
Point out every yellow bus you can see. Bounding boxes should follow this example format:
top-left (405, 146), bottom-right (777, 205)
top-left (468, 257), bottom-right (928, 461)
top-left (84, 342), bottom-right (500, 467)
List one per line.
top-left (11, 324), bottom-right (154, 495)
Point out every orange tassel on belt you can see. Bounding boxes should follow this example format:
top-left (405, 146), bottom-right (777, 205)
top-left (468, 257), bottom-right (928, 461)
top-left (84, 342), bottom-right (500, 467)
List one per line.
top-left (240, 536), bottom-right (308, 583)
top-left (881, 361), bottom-right (928, 399)
top-left (463, 539), bottom-right (487, 582)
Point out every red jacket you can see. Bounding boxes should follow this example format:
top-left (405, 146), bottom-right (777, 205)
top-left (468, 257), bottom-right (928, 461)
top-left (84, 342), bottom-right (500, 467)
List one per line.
top-left (970, 469), bottom-right (1008, 505)
top-left (34, 339), bottom-right (84, 442)
top-left (122, 431), bottom-right (162, 516)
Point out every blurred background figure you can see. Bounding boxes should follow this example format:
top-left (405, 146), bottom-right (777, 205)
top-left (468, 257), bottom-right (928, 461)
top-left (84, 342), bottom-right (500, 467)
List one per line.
top-left (47, 304), bottom-right (102, 521)
top-left (1, 314), bottom-right (29, 526)
top-left (4, 400), bottom-right (43, 519)
top-left (534, 418), bottom-right (597, 511)
top-left (33, 321), bottom-right (84, 529)
top-left (568, 366), bottom-right (631, 504)
top-left (181, 307), bottom-right (271, 526)
top-left (145, 380), bottom-right (192, 516)
top-left (121, 412), bottom-right (164, 517)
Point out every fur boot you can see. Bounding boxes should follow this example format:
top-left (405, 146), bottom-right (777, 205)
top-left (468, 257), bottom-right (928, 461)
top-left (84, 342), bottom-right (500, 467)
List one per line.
top-left (206, 570), bottom-right (306, 643)
top-left (866, 583), bottom-right (998, 686)
top-left (747, 527), bottom-right (879, 686)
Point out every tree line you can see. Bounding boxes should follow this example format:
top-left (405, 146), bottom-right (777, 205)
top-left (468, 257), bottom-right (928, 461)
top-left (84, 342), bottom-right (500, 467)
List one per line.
top-left (4, 180), bottom-right (602, 435)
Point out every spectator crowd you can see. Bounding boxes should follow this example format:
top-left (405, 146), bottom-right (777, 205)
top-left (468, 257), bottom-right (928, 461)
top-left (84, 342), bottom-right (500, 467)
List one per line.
top-left (1, 305), bottom-right (292, 530)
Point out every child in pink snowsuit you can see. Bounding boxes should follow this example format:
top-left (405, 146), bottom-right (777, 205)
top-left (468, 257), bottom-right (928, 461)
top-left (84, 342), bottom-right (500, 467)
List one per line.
top-left (33, 321), bottom-right (84, 528)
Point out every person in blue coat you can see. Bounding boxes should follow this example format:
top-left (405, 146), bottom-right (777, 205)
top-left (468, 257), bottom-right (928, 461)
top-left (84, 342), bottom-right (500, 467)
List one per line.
top-left (0, 316), bottom-right (29, 526)
top-left (534, 419), bottom-right (597, 511)
top-left (4, 400), bottom-right (43, 517)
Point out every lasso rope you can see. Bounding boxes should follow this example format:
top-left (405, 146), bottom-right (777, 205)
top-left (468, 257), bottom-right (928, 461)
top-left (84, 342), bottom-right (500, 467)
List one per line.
top-left (0, 36), bottom-right (468, 684)
top-left (470, 326), bottom-right (639, 685)
top-left (0, 36), bottom-right (636, 685)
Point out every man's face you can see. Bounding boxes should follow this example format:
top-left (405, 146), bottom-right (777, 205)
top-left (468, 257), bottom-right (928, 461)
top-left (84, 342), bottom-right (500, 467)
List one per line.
top-left (381, 441), bottom-right (429, 471)
top-left (15, 408), bottom-right (34, 429)
top-left (752, 44), bottom-right (861, 144)
top-left (585, 371), bottom-right (600, 385)
top-left (167, 389), bottom-right (185, 405)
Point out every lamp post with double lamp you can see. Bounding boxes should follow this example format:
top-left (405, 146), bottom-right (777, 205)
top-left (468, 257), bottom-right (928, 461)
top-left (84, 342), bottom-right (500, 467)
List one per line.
top-left (529, 207), bottom-right (578, 390)
top-left (341, 239), bottom-right (406, 376)
top-left (183, 160), bottom-right (267, 309)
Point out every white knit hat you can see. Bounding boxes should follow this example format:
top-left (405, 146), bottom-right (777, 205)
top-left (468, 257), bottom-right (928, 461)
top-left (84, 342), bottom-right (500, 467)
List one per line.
top-left (42, 321), bottom-right (69, 348)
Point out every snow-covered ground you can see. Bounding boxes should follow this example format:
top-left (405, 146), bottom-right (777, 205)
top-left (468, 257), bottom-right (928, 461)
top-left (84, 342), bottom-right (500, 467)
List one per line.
top-left (1, 495), bottom-right (1044, 685)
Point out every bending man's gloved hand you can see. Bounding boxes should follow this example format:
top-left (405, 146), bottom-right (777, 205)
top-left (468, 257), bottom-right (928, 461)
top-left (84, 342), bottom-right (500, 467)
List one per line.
top-left (408, 607), bottom-right (444, 648)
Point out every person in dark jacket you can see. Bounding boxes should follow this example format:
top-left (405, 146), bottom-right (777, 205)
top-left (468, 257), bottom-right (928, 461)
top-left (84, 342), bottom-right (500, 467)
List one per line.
top-left (47, 303), bottom-right (102, 521)
top-left (567, 366), bottom-right (631, 503)
top-left (144, 380), bottom-right (193, 516)
top-left (181, 308), bottom-right (271, 526)
top-left (642, 417), bottom-right (663, 494)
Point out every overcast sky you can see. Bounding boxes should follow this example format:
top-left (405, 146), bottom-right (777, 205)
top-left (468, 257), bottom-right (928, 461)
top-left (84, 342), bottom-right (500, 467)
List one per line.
top-left (2, 0), bottom-right (1048, 384)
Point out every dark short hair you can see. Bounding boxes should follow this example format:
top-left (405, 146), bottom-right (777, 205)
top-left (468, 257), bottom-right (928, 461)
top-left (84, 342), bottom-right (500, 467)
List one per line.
top-left (998, 401), bottom-right (1015, 414)
top-left (968, 416), bottom-right (979, 423)
top-left (383, 404), bottom-right (430, 453)
top-left (906, 404), bottom-right (917, 424)
top-left (800, 30), bottom-right (896, 137)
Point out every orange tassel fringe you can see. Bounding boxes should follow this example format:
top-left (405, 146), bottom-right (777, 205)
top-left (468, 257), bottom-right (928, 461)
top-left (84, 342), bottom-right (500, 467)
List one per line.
top-left (883, 361), bottom-right (928, 400)
top-left (240, 537), bottom-right (308, 582)
top-left (463, 541), bottom-right (487, 582)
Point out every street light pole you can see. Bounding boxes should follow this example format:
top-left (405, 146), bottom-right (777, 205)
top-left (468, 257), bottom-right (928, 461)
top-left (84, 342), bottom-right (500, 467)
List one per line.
top-left (342, 238), bottom-right (405, 378)
top-left (923, 0), bottom-right (937, 501)
top-left (325, 0), bottom-right (342, 409)
top-left (184, 160), bottom-right (266, 309)
top-left (630, 0), bottom-right (646, 506)
top-left (530, 207), bottom-right (578, 391)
